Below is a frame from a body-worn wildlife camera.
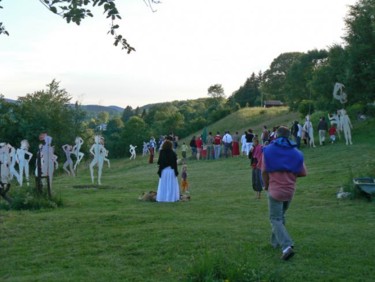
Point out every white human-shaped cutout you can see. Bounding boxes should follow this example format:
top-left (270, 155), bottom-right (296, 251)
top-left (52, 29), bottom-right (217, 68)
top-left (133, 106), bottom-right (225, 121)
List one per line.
top-left (142, 142), bottom-right (149, 156)
top-left (39, 134), bottom-right (56, 189)
top-left (338, 109), bottom-right (353, 145)
top-left (0, 142), bottom-right (11, 184)
top-left (129, 144), bottom-right (137, 160)
top-left (62, 144), bottom-right (75, 176)
top-left (72, 136), bottom-right (84, 170)
top-left (8, 144), bottom-right (21, 185)
top-left (16, 140), bottom-right (33, 186)
top-left (89, 135), bottom-right (107, 185)
top-left (303, 115), bottom-right (316, 148)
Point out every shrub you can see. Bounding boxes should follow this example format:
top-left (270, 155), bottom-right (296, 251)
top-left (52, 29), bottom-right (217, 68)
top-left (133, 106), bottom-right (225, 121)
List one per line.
top-left (0, 186), bottom-right (63, 210)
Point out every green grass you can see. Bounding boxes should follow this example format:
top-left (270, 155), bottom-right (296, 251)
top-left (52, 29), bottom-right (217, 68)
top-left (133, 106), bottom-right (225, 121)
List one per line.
top-left (1, 107), bottom-right (375, 281)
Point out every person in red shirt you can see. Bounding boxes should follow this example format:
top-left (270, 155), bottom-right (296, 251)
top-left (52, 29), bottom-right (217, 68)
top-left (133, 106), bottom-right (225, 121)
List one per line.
top-left (195, 136), bottom-right (203, 160)
top-left (213, 132), bottom-right (222, 159)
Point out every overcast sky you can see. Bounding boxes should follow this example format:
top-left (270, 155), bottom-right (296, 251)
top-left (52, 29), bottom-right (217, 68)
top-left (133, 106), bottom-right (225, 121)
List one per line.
top-left (0, 0), bottom-right (357, 108)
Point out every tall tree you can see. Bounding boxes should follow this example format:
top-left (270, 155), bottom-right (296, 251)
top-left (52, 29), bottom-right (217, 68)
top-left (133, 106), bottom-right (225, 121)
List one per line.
top-left (343, 0), bottom-right (375, 104)
top-left (17, 79), bottom-right (78, 155)
top-left (261, 52), bottom-right (303, 103)
top-left (207, 84), bottom-right (225, 99)
top-left (284, 49), bottom-right (328, 111)
top-left (122, 105), bottom-right (134, 122)
top-left (231, 72), bottom-right (262, 107)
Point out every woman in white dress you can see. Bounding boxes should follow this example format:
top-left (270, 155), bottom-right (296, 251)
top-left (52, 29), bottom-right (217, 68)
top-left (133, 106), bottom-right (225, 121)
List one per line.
top-left (156, 139), bottom-right (180, 202)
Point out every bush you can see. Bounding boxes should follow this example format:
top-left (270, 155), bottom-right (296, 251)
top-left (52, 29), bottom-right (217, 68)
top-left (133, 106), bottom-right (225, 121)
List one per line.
top-left (346, 103), bottom-right (365, 119)
top-left (298, 100), bottom-right (315, 117)
top-left (0, 186), bottom-right (63, 210)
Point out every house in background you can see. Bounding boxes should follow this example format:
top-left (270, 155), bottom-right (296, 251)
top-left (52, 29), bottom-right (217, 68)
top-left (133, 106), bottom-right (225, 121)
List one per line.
top-left (263, 100), bottom-right (284, 108)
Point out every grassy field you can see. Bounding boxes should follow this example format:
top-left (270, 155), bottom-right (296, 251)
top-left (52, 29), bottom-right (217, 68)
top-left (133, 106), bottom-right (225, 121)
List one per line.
top-left (1, 107), bottom-right (375, 281)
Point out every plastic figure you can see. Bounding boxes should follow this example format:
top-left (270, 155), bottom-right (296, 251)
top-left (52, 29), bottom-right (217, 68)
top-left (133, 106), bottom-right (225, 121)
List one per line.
top-left (0, 142), bottom-right (11, 185)
top-left (89, 135), bottom-right (107, 185)
top-left (62, 144), bottom-right (75, 176)
top-left (129, 144), bottom-right (137, 160)
top-left (303, 115), bottom-right (316, 148)
top-left (338, 109), bottom-right (353, 145)
top-left (8, 144), bottom-right (21, 185)
top-left (16, 140), bottom-right (33, 186)
top-left (72, 136), bottom-right (84, 170)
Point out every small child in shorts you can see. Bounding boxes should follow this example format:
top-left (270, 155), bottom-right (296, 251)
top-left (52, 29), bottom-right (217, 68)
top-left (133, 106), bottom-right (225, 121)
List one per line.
top-left (181, 164), bottom-right (189, 193)
top-left (329, 124), bottom-right (337, 143)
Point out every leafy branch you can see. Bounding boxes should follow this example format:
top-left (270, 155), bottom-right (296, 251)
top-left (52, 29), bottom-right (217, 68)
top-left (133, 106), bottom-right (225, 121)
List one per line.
top-left (0, 0), bottom-right (161, 53)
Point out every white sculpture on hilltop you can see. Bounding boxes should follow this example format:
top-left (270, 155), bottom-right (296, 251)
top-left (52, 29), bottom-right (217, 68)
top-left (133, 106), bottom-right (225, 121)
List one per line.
top-left (89, 135), bottom-right (107, 185)
top-left (72, 136), bottom-right (84, 170)
top-left (16, 140), bottom-right (33, 186)
top-left (129, 144), bottom-right (137, 160)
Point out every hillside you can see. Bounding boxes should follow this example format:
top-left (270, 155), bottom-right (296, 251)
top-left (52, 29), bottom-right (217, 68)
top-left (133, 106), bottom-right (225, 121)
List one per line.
top-left (1, 108), bottom-right (374, 281)
top-left (183, 106), bottom-right (299, 143)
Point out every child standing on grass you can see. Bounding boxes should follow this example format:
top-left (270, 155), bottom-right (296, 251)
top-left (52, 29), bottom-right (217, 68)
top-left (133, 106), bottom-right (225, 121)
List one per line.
top-left (329, 124), bottom-right (337, 143)
top-left (249, 137), bottom-right (263, 199)
top-left (181, 164), bottom-right (189, 193)
top-left (181, 142), bottom-right (188, 162)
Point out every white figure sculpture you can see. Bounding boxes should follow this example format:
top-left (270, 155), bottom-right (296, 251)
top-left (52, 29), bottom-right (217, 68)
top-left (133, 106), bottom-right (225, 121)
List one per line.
top-left (99, 137), bottom-right (110, 168)
top-left (333, 82), bottom-right (348, 104)
top-left (89, 135), bottom-right (107, 185)
top-left (62, 144), bottom-right (75, 176)
top-left (129, 144), bottom-right (137, 160)
top-left (16, 140), bottom-right (33, 186)
top-left (338, 109), bottom-right (353, 145)
top-left (8, 144), bottom-right (21, 185)
top-left (0, 142), bottom-right (11, 185)
top-left (72, 136), bottom-right (84, 170)
top-left (303, 115), bottom-right (316, 148)
top-left (36, 134), bottom-right (56, 194)
top-left (142, 142), bottom-right (149, 156)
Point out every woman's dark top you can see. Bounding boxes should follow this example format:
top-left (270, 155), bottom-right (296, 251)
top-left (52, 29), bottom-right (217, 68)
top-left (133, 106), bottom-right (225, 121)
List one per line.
top-left (157, 148), bottom-right (178, 177)
top-left (189, 138), bottom-right (196, 148)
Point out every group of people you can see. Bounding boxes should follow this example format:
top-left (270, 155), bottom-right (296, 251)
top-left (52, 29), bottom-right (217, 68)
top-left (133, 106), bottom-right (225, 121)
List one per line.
top-left (155, 125), bottom-right (308, 262)
top-left (290, 111), bottom-right (353, 148)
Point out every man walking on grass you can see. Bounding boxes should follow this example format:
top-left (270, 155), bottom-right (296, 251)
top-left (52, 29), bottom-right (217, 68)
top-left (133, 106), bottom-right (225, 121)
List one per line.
top-left (261, 126), bottom-right (307, 260)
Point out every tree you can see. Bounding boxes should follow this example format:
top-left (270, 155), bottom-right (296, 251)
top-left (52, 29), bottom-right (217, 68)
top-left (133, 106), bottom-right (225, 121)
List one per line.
top-left (207, 84), bottom-right (225, 99)
top-left (0, 0), bottom-right (160, 52)
top-left (261, 52), bottom-right (303, 102)
top-left (104, 117), bottom-right (124, 157)
top-left (284, 49), bottom-right (328, 111)
top-left (17, 79), bottom-right (79, 156)
top-left (231, 72), bottom-right (262, 107)
top-left (121, 116), bottom-right (150, 156)
top-left (343, 0), bottom-right (375, 104)
top-left (122, 105), bottom-right (134, 122)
